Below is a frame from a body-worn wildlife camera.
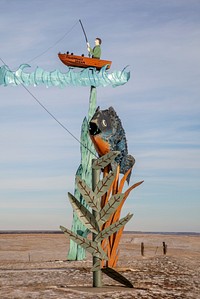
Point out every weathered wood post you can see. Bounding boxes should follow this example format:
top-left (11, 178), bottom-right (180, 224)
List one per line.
top-left (141, 242), bottom-right (144, 256)
top-left (163, 242), bottom-right (167, 255)
top-left (92, 159), bottom-right (102, 287)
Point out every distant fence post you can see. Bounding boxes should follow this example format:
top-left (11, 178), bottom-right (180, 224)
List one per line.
top-left (141, 242), bottom-right (144, 256)
top-left (163, 242), bottom-right (167, 255)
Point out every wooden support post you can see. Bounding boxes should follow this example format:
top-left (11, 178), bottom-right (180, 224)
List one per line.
top-left (163, 242), bottom-right (167, 255)
top-left (141, 242), bottom-right (144, 256)
top-left (92, 160), bottom-right (102, 287)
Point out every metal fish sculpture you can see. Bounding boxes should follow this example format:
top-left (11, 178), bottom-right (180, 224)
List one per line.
top-left (89, 106), bottom-right (135, 183)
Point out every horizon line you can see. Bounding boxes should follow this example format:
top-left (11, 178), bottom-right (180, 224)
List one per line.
top-left (0, 230), bottom-right (199, 236)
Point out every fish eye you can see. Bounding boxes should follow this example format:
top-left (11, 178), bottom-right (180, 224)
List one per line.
top-left (102, 119), bottom-right (107, 127)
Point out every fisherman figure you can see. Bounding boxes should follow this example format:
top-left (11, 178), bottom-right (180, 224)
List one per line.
top-left (87, 38), bottom-right (102, 59)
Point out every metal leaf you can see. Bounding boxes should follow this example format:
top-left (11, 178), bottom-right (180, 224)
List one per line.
top-left (76, 176), bottom-right (99, 212)
top-left (68, 192), bottom-right (99, 234)
top-left (60, 226), bottom-right (107, 260)
top-left (81, 228), bottom-right (91, 238)
top-left (96, 193), bottom-right (124, 227)
top-left (92, 151), bottom-right (120, 170)
top-left (97, 244), bottom-right (109, 261)
top-left (124, 180), bottom-right (144, 198)
top-left (91, 260), bottom-right (101, 272)
top-left (94, 169), bottom-right (116, 198)
top-left (95, 214), bottom-right (133, 243)
top-left (102, 267), bottom-right (133, 288)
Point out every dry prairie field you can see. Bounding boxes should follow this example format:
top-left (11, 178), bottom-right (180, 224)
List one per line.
top-left (0, 232), bottom-right (199, 299)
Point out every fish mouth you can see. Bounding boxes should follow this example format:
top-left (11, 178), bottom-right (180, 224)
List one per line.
top-left (89, 122), bottom-right (101, 136)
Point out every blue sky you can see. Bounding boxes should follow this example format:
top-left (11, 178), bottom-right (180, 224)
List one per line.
top-left (0, 0), bottom-right (199, 232)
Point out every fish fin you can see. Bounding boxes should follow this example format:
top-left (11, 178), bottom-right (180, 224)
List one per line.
top-left (121, 155), bottom-right (135, 184)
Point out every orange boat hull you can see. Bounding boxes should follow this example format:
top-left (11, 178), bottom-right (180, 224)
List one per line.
top-left (58, 53), bottom-right (112, 70)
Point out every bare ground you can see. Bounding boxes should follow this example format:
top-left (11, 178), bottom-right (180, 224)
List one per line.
top-left (0, 233), bottom-right (199, 298)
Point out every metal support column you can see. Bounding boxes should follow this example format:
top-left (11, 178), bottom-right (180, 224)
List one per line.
top-left (92, 159), bottom-right (102, 287)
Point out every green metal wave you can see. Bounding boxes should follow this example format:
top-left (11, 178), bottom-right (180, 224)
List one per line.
top-left (0, 64), bottom-right (130, 88)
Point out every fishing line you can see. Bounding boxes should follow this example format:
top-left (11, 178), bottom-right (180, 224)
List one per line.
top-left (27, 20), bottom-right (79, 63)
top-left (0, 57), bottom-right (97, 157)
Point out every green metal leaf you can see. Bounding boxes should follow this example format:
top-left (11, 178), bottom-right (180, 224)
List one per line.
top-left (94, 169), bottom-right (117, 199)
top-left (76, 176), bottom-right (99, 212)
top-left (81, 228), bottom-right (91, 238)
top-left (60, 226), bottom-right (107, 260)
top-left (92, 151), bottom-right (120, 170)
top-left (102, 267), bottom-right (133, 288)
top-left (95, 213), bottom-right (133, 243)
top-left (68, 192), bottom-right (99, 234)
top-left (96, 193), bottom-right (125, 227)
top-left (91, 260), bottom-right (101, 272)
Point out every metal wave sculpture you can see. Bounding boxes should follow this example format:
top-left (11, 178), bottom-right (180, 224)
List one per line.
top-left (0, 64), bottom-right (130, 88)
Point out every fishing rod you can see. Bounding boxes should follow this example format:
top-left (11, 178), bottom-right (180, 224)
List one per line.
top-left (28, 20), bottom-right (79, 63)
top-left (79, 19), bottom-right (91, 57)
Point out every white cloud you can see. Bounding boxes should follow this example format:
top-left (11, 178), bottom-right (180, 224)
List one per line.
top-left (0, 175), bottom-right (73, 191)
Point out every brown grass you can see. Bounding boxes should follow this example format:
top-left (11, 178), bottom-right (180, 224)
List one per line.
top-left (0, 233), bottom-right (199, 298)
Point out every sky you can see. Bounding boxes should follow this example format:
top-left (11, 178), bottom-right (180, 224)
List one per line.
top-left (0, 0), bottom-right (200, 232)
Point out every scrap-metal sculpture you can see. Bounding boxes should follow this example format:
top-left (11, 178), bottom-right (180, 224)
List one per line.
top-left (0, 61), bottom-right (133, 261)
top-left (0, 31), bottom-right (138, 265)
top-left (0, 64), bottom-right (130, 88)
top-left (89, 106), bottom-right (135, 183)
top-left (88, 106), bottom-right (143, 267)
top-left (67, 97), bottom-right (143, 263)
top-left (61, 151), bottom-right (143, 287)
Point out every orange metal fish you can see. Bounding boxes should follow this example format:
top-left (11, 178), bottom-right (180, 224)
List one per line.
top-left (89, 106), bottom-right (135, 183)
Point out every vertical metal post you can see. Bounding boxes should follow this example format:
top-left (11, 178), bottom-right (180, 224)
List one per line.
top-left (92, 159), bottom-right (102, 287)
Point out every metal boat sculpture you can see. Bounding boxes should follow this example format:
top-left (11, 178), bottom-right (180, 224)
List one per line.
top-left (58, 52), bottom-right (112, 70)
